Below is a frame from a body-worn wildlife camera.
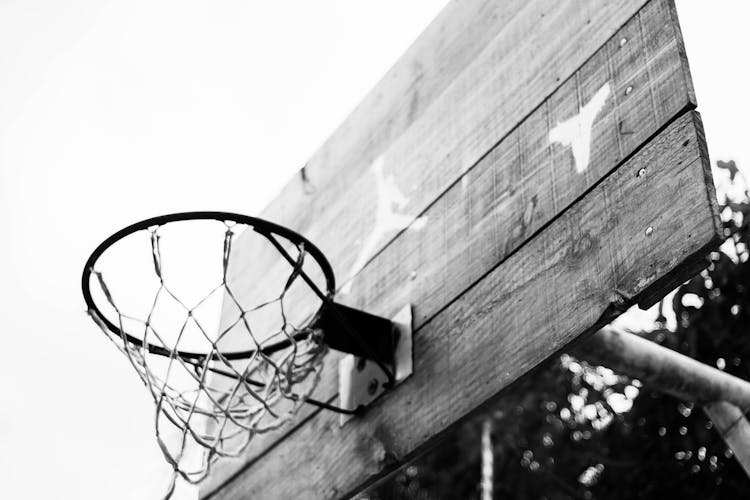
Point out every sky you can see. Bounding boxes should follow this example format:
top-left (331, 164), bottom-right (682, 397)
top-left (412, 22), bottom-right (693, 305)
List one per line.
top-left (1, 1), bottom-right (749, 499)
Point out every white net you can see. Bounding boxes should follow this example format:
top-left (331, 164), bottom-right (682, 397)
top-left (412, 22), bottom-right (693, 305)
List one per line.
top-left (85, 217), bottom-right (330, 498)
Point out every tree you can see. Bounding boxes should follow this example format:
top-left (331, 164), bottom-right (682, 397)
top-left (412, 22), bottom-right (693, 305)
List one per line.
top-left (365, 165), bottom-right (750, 499)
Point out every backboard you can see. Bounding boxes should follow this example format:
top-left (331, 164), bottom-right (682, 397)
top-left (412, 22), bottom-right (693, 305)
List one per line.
top-left (202, 0), bottom-right (721, 497)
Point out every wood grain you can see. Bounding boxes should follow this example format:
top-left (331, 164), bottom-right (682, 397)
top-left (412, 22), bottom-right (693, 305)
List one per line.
top-left (251, 0), bottom-right (656, 288)
top-left (205, 112), bottom-right (720, 499)
top-left (223, 0), bottom-right (693, 314)
top-left (203, 0), bottom-right (701, 493)
top-left (355, 0), bottom-right (697, 325)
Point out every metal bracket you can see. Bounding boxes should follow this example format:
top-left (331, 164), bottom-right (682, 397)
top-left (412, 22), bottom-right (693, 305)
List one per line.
top-left (338, 304), bottom-right (413, 425)
top-left (316, 301), bottom-right (399, 367)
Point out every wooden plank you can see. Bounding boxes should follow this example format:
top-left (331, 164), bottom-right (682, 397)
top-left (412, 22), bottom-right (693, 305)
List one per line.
top-left (287, 0), bottom-right (531, 193)
top-left (203, 0), bottom-right (698, 491)
top-left (258, 0), bottom-right (656, 288)
top-left (205, 112), bottom-right (721, 499)
top-left (360, 0), bottom-right (697, 325)
top-left (352, 0), bottom-right (703, 325)
top-left (225, 0), bottom-right (692, 308)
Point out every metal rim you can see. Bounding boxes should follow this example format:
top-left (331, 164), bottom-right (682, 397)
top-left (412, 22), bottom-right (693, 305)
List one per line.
top-left (81, 211), bottom-right (336, 361)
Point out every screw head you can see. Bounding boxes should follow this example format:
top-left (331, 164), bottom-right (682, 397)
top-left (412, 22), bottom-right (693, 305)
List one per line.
top-left (367, 378), bottom-right (379, 395)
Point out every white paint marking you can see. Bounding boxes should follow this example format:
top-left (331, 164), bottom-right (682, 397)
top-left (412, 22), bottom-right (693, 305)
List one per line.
top-left (548, 83), bottom-right (611, 173)
top-left (340, 155), bottom-right (427, 294)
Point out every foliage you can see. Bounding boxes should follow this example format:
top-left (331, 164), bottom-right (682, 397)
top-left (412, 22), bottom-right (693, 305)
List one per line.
top-left (365, 169), bottom-right (750, 499)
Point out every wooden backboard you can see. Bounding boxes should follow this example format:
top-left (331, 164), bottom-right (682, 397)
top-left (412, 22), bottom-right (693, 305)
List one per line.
top-left (202, 0), bottom-right (721, 497)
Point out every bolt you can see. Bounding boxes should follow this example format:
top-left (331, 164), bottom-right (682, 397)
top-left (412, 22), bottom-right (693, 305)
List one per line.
top-left (367, 378), bottom-right (379, 395)
top-left (619, 37), bottom-right (628, 47)
top-left (645, 226), bottom-right (654, 237)
top-left (625, 86), bottom-right (633, 96)
top-left (637, 167), bottom-right (646, 177)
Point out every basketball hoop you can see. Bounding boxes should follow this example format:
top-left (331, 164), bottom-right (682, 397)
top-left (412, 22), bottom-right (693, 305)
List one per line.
top-left (81, 212), bottom-right (410, 497)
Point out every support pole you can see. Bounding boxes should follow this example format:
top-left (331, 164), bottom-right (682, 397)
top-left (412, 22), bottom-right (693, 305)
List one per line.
top-left (573, 326), bottom-right (750, 475)
top-left (704, 402), bottom-right (750, 477)
top-left (480, 417), bottom-right (493, 500)
top-left (574, 326), bottom-right (750, 409)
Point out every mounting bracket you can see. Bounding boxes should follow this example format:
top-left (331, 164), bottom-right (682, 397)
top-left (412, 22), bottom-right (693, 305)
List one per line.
top-left (337, 304), bottom-right (413, 425)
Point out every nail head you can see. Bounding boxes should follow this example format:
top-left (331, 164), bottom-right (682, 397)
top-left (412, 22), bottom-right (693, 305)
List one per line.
top-left (367, 378), bottom-right (379, 395)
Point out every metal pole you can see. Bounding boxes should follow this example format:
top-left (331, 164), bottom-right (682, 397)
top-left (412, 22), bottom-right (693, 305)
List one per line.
top-left (704, 402), bottom-right (750, 477)
top-left (574, 326), bottom-right (750, 409)
top-left (480, 417), bottom-right (493, 500)
top-left (573, 326), bottom-right (750, 475)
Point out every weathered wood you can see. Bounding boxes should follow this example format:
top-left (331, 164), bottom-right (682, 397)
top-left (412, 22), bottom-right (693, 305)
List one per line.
top-left (355, 0), bottom-right (697, 324)
top-left (203, 1), bottom-right (699, 492)
top-left (205, 111), bottom-right (720, 499)
top-left (278, 0), bottom-right (531, 198)
top-left (236, 0), bottom-right (668, 293)
top-left (704, 402), bottom-right (750, 477)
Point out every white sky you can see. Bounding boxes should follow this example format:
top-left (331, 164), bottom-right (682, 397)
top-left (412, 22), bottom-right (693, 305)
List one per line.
top-left (1, 1), bottom-right (748, 499)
